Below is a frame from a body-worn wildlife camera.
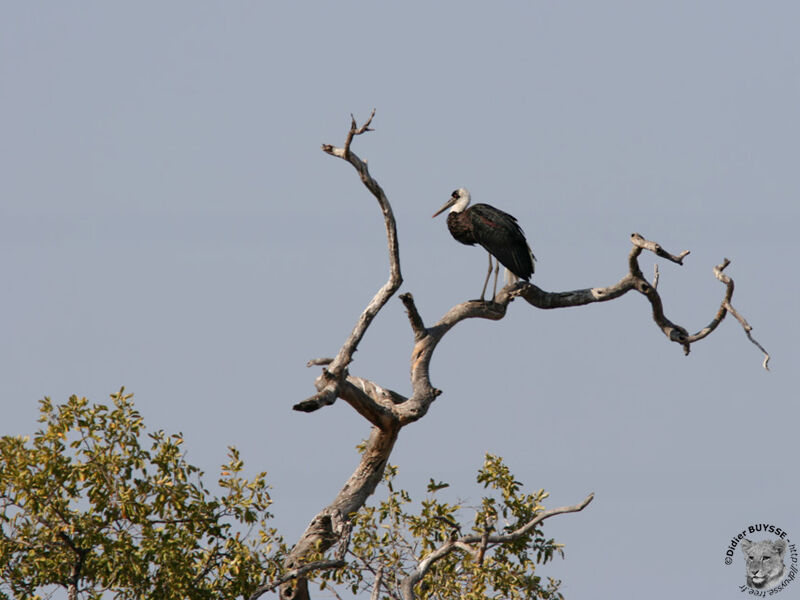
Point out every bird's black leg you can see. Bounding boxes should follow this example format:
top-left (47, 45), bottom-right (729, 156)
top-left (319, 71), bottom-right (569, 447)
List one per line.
top-left (480, 252), bottom-right (493, 301)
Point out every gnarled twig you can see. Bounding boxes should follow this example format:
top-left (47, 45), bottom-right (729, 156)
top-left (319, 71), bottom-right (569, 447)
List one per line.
top-left (686, 259), bottom-right (769, 369)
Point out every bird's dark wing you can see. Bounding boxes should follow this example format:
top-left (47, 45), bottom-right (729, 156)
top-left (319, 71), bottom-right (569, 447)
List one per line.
top-left (469, 203), bottom-right (535, 280)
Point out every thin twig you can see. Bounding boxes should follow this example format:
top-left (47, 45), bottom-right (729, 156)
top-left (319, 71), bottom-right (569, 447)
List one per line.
top-left (344, 109), bottom-right (376, 158)
top-left (307, 357), bottom-right (333, 367)
top-left (630, 232), bottom-right (690, 264)
top-left (723, 300), bottom-right (771, 370)
top-left (330, 587), bottom-right (347, 600)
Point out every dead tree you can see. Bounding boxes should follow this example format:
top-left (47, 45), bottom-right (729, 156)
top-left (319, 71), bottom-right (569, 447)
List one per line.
top-left (255, 111), bottom-right (768, 600)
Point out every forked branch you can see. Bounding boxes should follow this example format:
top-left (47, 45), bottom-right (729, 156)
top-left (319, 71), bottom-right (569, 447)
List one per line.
top-left (294, 110), bottom-right (402, 414)
top-left (513, 236), bottom-right (769, 366)
top-left (399, 493), bottom-right (595, 600)
top-left (685, 258), bottom-right (770, 369)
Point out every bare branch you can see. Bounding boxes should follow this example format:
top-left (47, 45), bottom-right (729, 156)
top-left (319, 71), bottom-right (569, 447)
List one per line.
top-left (296, 111), bottom-right (402, 413)
top-left (715, 261), bottom-right (770, 369)
top-left (630, 232), bottom-right (690, 264)
top-left (280, 426), bottom-right (400, 600)
top-left (334, 520), bottom-right (353, 561)
top-left (343, 109), bottom-right (376, 158)
top-left (399, 540), bottom-right (454, 600)
top-left (465, 492), bottom-right (594, 544)
top-left (517, 278), bottom-right (634, 309)
top-left (348, 550), bottom-right (403, 600)
top-left (513, 235), bottom-right (768, 363)
top-left (329, 587), bottom-right (347, 600)
top-left (399, 493), bottom-right (595, 600)
top-left (392, 232), bottom-right (765, 427)
top-left (683, 258), bottom-right (734, 345)
top-left (341, 375), bottom-right (408, 428)
top-left (249, 559), bottom-right (346, 600)
top-left (370, 567), bottom-right (384, 600)
top-left (724, 300), bottom-right (771, 370)
top-left (307, 358), bottom-right (333, 367)
top-left (293, 381), bottom-right (339, 412)
top-left (399, 293), bottom-right (426, 341)
top-left (683, 258), bottom-right (770, 369)
top-left (280, 112), bottom-right (407, 600)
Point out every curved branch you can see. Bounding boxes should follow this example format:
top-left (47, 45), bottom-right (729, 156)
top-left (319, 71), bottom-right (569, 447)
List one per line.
top-left (393, 233), bottom-right (769, 426)
top-left (277, 426), bottom-right (399, 600)
top-left (339, 376), bottom-right (406, 429)
top-left (515, 236), bottom-right (766, 361)
top-left (399, 493), bottom-right (595, 600)
top-left (630, 232), bottom-right (690, 264)
top-left (685, 258), bottom-right (770, 369)
top-left (250, 559), bottom-right (346, 600)
top-left (306, 357), bottom-right (333, 367)
top-left (280, 112), bottom-right (406, 600)
top-left (395, 294), bottom-right (506, 425)
top-left (294, 110), bottom-right (402, 413)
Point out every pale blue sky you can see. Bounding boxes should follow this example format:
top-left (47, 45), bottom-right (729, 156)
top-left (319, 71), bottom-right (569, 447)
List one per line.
top-left (2, 2), bottom-right (799, 598)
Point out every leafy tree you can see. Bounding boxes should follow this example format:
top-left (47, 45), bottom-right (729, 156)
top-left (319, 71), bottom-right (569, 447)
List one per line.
top-left (0, 390), bottom-right (283, 600)
top-left (318, 455), bottom-right (574, 600)
top-left (1, 393), bottom-right (580, 600)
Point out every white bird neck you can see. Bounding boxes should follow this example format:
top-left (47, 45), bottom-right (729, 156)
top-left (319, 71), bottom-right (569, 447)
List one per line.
top-left (451, 190), bottom-right (471, 212)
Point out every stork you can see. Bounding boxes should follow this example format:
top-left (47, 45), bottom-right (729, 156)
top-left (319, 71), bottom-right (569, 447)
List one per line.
top-left (433, 188), bottom-right (535, 301)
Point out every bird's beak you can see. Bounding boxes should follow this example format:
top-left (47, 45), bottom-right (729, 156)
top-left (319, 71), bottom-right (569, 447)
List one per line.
top-left (432, 197), bottom-right (456, 218)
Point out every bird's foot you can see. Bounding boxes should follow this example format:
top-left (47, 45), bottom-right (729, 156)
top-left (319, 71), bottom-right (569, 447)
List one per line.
top-left (468, 296), bottom-right (499, 305)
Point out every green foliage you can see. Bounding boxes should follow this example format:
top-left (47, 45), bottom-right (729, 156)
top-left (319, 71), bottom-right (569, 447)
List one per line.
top-left (1, 395), bottom-right (572, 600)
top-left (319, 452), bottom-right (565, 600)
top-left (0, 390), bottom-right (284, 600)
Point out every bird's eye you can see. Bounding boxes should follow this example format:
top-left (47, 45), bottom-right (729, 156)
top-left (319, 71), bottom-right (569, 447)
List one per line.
top-left (451, 190), bottom-right (459, 197)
